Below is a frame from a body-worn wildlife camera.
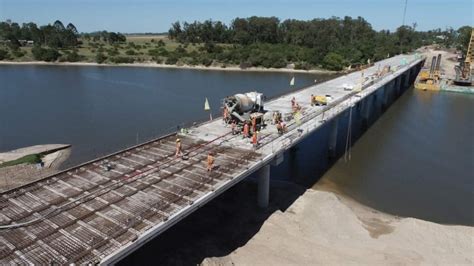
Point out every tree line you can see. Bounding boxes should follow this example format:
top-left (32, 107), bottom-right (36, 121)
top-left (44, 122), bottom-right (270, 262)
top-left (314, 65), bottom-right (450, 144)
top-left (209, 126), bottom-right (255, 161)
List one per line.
top-left (0, 20), bottom-right (126, 61)
top-left (169, 16), bottom-right (471, 70)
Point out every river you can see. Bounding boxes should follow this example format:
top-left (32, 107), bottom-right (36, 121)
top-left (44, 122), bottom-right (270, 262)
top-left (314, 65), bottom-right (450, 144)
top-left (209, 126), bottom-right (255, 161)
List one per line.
top-left (0, 65), bottom-right (326, 167)
top-left (1, 64), bottom-right (472, 227)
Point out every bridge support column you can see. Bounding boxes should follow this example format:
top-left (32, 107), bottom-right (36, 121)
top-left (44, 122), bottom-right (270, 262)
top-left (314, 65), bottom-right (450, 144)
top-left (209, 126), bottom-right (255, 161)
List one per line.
top-left (382, 85), bottom-right (389, 108)
top-left (404, 71), bottom-right (410, 88)
top-left (394, 76), bottom-right (401, 97)
top-left (361, 94), bottom-right (372, 127)
top-left (257, 164), bottom-right (270, 208)
top-left (328, 118), bottom-right (338, 158)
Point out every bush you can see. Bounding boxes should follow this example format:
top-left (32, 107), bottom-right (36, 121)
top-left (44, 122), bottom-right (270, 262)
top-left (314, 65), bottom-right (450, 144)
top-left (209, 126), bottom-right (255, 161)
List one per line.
top-left (295, 62), bottom-right (312, 70)
top-left (322, 52), bottom-right (345, 71)
top-left (32, 46), bottom-right (61, 62)
top-left (95, 53), bottom-right (107, 64)
top-left (12, 49), bottom-right (25, 58)
top-left (0, 154), bottom-right (42, 168)
top-left (65, 50), bottom-right (82, 62)
top-left (0, 49), bottom-right (10, 60)
top-left (110, 56), bottom-right (134, 63)
top-left (165, 56), bottom-right (178, 65)
top-left (125, 49), bottom-right (136, 55)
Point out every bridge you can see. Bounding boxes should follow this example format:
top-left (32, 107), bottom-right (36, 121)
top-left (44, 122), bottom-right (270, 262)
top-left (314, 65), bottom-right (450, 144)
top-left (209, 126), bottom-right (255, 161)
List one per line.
top-left (0, 54), bottom-right (423, 264)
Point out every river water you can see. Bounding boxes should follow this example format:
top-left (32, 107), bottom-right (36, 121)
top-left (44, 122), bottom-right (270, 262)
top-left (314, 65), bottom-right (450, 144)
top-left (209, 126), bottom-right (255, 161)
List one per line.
top-left (318, 89), bottom-right (474, 226)
top-left (0, 65), bottom-right (325, 167)
top-left (0, 65), bottom-right (472, 226)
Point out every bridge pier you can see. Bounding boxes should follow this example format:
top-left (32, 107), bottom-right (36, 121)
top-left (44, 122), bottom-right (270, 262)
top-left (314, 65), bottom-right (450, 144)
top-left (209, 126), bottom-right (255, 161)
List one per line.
top-left (257, 164), bottom-right (270, 208)
top-left (362, 94), bottom-right (372, 126)
top-left (404, 71), bottom-right (410, 88)
top-left (328, 117), bottom-right (339, 158)
top-left (394, 76), bottom-right (401, 98)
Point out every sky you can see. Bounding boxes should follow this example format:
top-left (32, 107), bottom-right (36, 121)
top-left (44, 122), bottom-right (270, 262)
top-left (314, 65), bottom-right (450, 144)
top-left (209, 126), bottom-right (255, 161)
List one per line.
top-left (0, 0), bottom-right (472, 33)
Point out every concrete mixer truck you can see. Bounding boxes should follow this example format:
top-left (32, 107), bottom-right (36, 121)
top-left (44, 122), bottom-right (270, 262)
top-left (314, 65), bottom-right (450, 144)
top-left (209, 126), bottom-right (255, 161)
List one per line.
top-left (223, 92), bottom-right (265, 126)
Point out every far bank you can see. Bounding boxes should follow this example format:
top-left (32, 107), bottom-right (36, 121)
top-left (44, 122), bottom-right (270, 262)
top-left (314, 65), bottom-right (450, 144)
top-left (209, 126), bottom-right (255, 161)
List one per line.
top-left (0, 60), bottom-right (337, 74)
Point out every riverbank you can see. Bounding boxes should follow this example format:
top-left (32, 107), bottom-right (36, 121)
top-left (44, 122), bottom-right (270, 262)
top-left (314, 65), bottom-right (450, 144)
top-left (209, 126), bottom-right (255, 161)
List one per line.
top-left (0, 60), bottom-right (336, 74)
top-left (119, 178), bottom-right (472, 265)
top-left (202, 181), bottom-right (473, 265)
top-left (0, 144), bottom-right (71, 192)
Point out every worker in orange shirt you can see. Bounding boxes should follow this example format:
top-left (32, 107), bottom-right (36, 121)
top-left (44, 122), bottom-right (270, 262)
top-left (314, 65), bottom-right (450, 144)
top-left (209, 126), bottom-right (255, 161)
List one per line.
top-left (243, 122), bottom-right (250, 138)
top-left (175, 138), bottom-right (183, 158)
top-left (207, 152), bottom-right (214, 172)
top-left (251, 116), bottom-right (257, 133)
top-left (252, 131), bottom-right (259, 148)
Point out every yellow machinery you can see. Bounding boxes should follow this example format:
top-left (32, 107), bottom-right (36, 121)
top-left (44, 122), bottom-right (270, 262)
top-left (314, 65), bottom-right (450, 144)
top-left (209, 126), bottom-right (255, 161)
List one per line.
top-left (312, 95), bottom-right (328, 106)
top-left (415, 54), bottom-right (442, 91)
top-left (454, 29), bottom-right (473, 86)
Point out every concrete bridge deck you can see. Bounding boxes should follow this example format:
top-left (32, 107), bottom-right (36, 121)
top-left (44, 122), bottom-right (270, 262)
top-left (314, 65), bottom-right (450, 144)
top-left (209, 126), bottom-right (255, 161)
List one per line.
top-left (0, 54), bottom-right (423, 264)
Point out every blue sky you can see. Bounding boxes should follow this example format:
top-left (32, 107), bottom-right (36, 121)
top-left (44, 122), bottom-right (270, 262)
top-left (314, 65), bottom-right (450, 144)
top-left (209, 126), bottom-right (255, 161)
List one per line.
top-left (0, 0), bottom-right (472, 33)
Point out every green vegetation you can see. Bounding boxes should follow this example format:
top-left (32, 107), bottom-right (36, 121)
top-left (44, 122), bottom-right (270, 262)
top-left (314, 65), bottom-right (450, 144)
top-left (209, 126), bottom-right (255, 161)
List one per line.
top-left (0, 154), bottom-right (42, 168)
top-left (0, 18), bottom-right (471, 71)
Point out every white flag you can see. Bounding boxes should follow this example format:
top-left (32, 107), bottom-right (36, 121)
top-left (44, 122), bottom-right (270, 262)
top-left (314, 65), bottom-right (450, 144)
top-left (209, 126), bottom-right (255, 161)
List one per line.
top-left (290, 77), bottom-right (295, 86)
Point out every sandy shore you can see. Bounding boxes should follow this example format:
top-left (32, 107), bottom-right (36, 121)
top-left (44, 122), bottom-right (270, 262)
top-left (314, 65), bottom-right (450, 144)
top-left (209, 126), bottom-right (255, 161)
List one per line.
top-left (202, 182), bottom-right (473, 265)
top-left (119, 178), bottom-right (473, 265)
top-left (0, 60), bottom-right (336, 74)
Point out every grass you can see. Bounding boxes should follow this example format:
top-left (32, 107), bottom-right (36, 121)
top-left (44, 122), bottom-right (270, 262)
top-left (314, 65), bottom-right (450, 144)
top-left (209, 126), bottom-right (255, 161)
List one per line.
top-left (0, 154), bottom-right (42, 168)
top-left (0, 35), bottom-right (206, 63)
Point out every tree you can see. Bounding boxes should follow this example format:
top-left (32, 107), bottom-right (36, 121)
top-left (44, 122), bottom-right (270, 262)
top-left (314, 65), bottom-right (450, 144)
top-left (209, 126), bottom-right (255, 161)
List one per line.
top-left (322, 52), bottom-right (346, 70)
top-left (66, 23), bottom-right (78, 34)
top-left (95, 52), bottom-right (107, 64)
top-left (0, 49), bottom-right (10, 60)
top-left (456, 26), bottom-right (472, 54)
top-left (53, 20), bottom-right (65, 31)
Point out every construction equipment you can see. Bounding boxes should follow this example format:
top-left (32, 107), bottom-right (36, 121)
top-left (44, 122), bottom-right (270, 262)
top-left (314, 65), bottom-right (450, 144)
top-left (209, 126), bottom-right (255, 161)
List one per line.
top-left (224, 92), bottom-right (264, 123)
top-left (312, 95), bottom-right (328, 106)
top-left (415, 54), bottom-right (442, 91)
top-left (453, 29), bottom-right (473, 86)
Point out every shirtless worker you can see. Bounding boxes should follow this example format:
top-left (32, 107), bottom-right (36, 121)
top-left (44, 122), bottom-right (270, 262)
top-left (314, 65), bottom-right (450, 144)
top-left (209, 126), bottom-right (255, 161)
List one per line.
top-left (207, 152), bottom-right (215, 172)
top-left (242, 122), bottom-right (250, 138)
top-left (175, 138), bottom-right (183, 158)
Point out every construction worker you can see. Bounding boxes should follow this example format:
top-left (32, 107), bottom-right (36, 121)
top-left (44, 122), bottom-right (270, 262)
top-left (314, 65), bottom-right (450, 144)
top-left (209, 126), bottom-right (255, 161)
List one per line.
top-left (207, 152), bottom-right (214, 172)
top-left (231, 120), bottom-right (237, 135)
top-left (243, 122), bottom-right (250, 138)
top-left (175, 139), bottom-right (183, 158)
top-left (251, 131), bottom-right (259, 148)
top-left (223, 106), bottom-right (229, 124)
top-left (251, 116), bottom-right (257, 133)
top-left (277, 121), bottom-right (287, 134)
